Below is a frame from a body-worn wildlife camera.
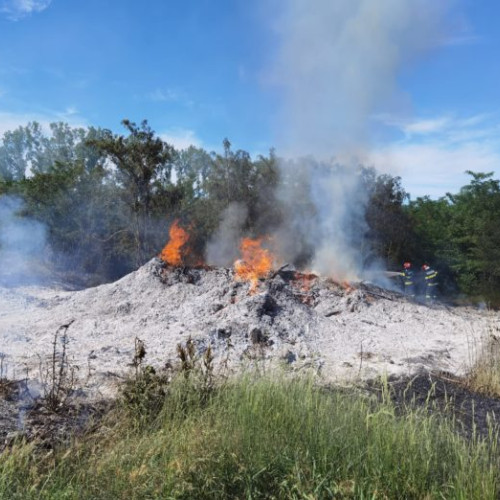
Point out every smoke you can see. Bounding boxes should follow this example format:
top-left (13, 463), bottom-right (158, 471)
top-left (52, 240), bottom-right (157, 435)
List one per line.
top-left (205, 202), bottom-right (248, 266)
top-left (263, 0), bottom-right (452, 280)
top-left (269, 0), bottom-right (451, 156)
top-left (0, 195), bottom-right (49, 287)
top-left (274, 159), bottom-right (368, 279)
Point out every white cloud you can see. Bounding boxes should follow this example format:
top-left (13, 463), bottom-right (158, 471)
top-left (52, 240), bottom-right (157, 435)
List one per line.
top-left (1, 0), bottom-right (52, 20)
top-left (159, 128), bottom-right (202, 150)
top-left (403, 117), bottom-right (451, 135)
top-left (368, 113), bottom-right (500, 198)
top-left (0, 109), bottom-right (87, 137)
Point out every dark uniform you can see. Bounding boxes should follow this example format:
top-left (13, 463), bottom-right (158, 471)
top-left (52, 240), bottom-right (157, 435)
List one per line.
top-left (402, 267), bottom-right (415, 297)
top-left (423, 265), bottom-right (438, 300)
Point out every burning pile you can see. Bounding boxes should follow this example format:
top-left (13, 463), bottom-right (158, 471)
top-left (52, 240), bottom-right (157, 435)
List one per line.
top-left (159, 220), bottom-right (357, 296)
top-left (1, 249), bottom-right (494, 404)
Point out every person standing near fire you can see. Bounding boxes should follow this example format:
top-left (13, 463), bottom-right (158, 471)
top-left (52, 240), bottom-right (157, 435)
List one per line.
top-left (422, 263), bottom-right (438, 301)
top-left (401, 261), bottom-right (415, 297)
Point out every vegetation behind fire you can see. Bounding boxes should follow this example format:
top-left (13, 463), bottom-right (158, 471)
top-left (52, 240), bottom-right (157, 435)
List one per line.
top-left (1, 119), bottom-right (500, 305)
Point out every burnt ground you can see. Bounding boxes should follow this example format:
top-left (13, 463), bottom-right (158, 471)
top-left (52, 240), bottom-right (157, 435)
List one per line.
top-left (0, 379), bottom-right (111, 453)
top-left (367, 372), bottom-right (500, 441)
top-left (2, 372), bottom-right (500, 454)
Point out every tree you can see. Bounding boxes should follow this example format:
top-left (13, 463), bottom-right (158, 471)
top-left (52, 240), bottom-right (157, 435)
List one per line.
top-left (87, 119), bottom-right (174, 266)
top-left (446, 171), bottom-right (500, 303)
top-left (363, 171), bottom-right (415, 269)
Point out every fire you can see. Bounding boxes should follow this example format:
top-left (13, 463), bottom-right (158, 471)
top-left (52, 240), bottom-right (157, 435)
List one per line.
top-left (293, 271), bottom-right (316, 292)
top-left (234, 237), bottom-right (273, 293)
top-left (342, 280), bottom-right (355, 294)
top-left (160, 220), bottom-right (190, 266)
top-left (292, 271), bottom-right (317, 305)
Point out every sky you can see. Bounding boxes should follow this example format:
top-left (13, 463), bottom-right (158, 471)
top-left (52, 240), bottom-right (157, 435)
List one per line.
top-left (1, 0), bottom-right (500, 198)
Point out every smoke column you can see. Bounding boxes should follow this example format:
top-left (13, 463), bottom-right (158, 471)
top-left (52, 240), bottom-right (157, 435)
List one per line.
top-left (0, 195), bottom-right (48, 287)
top-left (266, 0), bottom-right (451, 279)
top-left (270, 0), bottom-right (450, 156)
top-left (206, 202), bottom-right (248, 266)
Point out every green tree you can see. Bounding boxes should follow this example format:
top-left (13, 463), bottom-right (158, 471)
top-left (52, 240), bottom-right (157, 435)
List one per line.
top-left (87, 119), bottom-right (174, 266)
top-left (447, 171), bottom-right (500, 303)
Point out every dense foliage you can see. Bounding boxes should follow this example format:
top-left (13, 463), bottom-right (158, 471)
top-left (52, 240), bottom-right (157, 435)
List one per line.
top-left (1, 120), bottom-right (499, 305)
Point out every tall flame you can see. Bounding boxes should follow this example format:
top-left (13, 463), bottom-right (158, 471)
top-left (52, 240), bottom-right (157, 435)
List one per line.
top-left (160, 220), bottom-right (189, 266)
top-left (234, 237), bottom-right (273, 293)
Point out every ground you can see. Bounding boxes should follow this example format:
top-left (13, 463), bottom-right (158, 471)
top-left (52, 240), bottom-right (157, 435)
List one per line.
top-left (0, 259), bottom-right (499, 447)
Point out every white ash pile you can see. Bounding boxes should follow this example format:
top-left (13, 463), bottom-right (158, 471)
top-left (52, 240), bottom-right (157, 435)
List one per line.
top-left (0, 258), bottom-right (497, 398)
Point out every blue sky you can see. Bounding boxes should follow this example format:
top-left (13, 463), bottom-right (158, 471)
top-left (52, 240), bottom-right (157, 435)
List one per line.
top-left (1, 0), bottom-right (500, 197)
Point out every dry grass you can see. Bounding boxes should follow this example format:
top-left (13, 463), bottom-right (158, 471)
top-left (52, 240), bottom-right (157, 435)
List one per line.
top-left (467, 321), bottom-right (500, 397)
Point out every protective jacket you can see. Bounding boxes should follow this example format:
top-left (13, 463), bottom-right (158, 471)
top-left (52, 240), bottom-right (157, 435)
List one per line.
top-left (402, 268), bottom-right (415, 297)
top-left (424, 267), bottom-right (438, 299)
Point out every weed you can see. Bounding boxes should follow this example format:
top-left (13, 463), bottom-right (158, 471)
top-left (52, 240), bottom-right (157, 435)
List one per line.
top-left (120, 338), bottom-right (170, 424)
top-left (0, 353), bottom-right (15, 399)
top-left (38, 321), bottom-right (77, 412)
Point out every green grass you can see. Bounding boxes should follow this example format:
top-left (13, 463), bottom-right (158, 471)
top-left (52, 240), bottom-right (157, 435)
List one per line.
top-left (1, 374), bottom-right (499, 499)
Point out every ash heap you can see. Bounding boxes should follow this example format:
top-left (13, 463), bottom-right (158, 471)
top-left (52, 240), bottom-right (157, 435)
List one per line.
top-left (0, 220), bottom-right (497, 398)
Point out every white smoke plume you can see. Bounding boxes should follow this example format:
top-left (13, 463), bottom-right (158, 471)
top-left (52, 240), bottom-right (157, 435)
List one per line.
top-left (0, 195), bottom-right (48, 286)
top-left (275, 159), bottom-right (368, 279)
top-left (265, 0), bottom-right (451, 280)
top-left (205, 202), bottom-right (248, 266)
top-left (269, 0), bottom-right (451, 156)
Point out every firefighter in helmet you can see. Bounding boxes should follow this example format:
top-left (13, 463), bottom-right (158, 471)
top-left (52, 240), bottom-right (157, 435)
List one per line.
top-left (401, 261), bottom-right (415, 297)
top-left (422, 263), bottom-right (438, 301)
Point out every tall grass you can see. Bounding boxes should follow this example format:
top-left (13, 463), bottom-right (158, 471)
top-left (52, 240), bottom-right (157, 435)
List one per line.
top-left (0, 374), bottom-right (499, 499)
top-left (467, 321), bottom-right (500, 397)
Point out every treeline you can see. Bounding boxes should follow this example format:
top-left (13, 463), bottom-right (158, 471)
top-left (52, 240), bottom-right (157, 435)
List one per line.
top-left (0, 120), bottom-right (499, 305)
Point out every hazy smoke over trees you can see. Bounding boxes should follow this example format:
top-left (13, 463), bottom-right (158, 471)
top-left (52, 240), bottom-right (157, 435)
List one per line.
top-left (0, 196), bottom-right (48, 286)
top-left (263, 0), bottom-right (451, 279)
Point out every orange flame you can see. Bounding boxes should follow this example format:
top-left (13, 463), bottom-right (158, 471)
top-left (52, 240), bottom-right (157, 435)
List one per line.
top-left (160, 220), bottom-right (189, 266)
top-left (234, 237), bottom-right (273, 293)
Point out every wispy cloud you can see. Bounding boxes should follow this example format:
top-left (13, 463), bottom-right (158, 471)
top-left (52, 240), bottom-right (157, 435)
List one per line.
top-left (0, 0), bottom-right (52, 20)
top-left (0, 108), bottom-right (87, 137)
top-left (147, 88), bottom-right (179, 102)
top-left (146, 88), bottom-right (194, 108)
top-left (368, 113), bottom-right (500, 198)
top-left (440, 34), bottom-right (483, 47)
top-left (403, 117), bottom-right (451, 136)
top-left (159, 128), bottom-right (202, 150)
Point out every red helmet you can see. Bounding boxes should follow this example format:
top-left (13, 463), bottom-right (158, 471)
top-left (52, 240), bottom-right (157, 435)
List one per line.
top-left (422, 264), bottom-right (429, 270)
top-left (403, 262), bottom-right (411, 269)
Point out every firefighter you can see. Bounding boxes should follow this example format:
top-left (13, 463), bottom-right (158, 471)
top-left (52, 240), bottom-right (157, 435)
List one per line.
top-left (401, 261), bottom-right (415, 297)
top-left (422, 263), bottom-right (438, 301)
